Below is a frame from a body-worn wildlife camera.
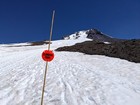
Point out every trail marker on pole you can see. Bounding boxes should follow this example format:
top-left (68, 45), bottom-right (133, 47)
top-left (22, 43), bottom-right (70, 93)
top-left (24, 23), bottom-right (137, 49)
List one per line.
top-left (41, 10), bottom-right (55, 105)
top-left (42, 50), bottom-right (54, 62)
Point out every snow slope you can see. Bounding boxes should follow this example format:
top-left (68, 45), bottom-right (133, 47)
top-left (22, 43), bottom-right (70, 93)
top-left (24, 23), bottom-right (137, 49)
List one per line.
top-left (63, 31), bottom-right (88, 40)
top-left (0, 39), bottom-right (140, 105)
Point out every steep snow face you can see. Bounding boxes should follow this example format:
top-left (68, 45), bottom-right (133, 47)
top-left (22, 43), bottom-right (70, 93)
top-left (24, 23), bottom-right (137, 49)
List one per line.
top-left (63, 30), bottom-right (88, 40)
top-left (0, 40), bottom-right (140, 105)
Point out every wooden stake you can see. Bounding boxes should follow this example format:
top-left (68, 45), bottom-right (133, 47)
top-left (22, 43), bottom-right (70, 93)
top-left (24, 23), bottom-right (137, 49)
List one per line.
top-left (41, 10), bottom-right (55, 105)
top-left (48, 10), bottom-right (55, 50)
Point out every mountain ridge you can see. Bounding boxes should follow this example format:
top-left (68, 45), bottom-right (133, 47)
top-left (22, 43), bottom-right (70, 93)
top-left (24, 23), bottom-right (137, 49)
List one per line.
top-left (62, 29), bottom-right (126, 42)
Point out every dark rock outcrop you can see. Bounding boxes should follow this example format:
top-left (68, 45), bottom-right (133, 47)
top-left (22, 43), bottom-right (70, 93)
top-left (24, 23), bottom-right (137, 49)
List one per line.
top-left (55, 39), bottom-right (140, 63)
top-left (30, 41), bottom-right (51, 46)
top-left (86, 29), bottom-right (124, 42)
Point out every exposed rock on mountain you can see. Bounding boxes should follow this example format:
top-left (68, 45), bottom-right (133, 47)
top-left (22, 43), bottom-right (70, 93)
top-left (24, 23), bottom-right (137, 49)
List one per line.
top-left (56, 39), bottom-right (140, 63)
top-left (86, 29), bottom-right (124, 42)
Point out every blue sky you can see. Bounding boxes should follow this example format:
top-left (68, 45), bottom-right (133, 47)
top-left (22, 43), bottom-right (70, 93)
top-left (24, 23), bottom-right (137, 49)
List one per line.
top-left (0, 0), bottom-right (140, 43)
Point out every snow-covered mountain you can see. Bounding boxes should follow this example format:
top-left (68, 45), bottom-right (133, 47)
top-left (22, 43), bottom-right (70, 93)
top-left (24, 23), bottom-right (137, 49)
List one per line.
top-left (0, 38), bottom-right (140, 105)
top-left (63, 29), bottom-right (123, 42)
top-left (63, 30), bottom-right (88, 40)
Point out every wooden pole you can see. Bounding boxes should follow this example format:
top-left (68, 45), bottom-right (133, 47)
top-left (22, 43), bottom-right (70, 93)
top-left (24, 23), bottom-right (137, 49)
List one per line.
top-left (41, 10), bottom-right (55, 105)
top-left (48, 10), bottom-right (55, 50)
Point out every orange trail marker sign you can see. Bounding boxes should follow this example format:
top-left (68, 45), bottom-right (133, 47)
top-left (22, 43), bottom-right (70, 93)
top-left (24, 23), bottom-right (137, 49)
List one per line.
top-left (41, 10), bottom-right (55, 105)
top-left (42, 50), bottom-right (54, 62)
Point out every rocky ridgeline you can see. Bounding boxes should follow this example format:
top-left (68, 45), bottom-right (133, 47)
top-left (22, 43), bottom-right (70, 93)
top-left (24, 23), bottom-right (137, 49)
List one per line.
top-left (86, 29), bottom-right (124, 42)
top-left (56, 39), bottom-right (140, 63)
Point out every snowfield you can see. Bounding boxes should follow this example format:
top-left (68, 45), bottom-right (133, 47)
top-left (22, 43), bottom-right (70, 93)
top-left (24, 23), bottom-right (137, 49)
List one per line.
top-left (0, 39), bottom-right (140, 105)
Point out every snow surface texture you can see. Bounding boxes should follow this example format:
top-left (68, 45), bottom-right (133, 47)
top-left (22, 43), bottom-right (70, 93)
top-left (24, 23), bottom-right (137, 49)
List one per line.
top-left (0, 39), bottom-right (140, 105)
